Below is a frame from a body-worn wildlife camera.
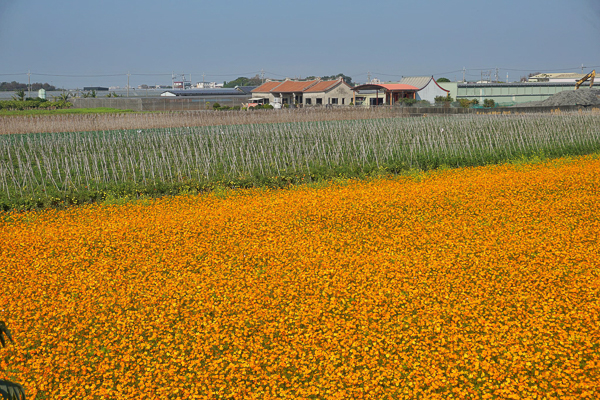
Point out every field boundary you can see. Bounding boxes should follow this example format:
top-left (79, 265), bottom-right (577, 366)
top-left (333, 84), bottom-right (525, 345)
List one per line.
top-left (2, 105), bottom-right (600, 136)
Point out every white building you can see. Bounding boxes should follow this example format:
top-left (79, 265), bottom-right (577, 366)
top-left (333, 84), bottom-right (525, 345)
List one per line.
top-left (399, 76), bottom-right (450, 103)
top-left (528, 73), bottom-right (587, 83)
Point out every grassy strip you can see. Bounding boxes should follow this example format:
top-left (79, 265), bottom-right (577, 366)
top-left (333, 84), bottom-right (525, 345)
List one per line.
top-left (1, 150), bottom-right (598, 214)
top-left (0, 107), bottom-right (137, 117)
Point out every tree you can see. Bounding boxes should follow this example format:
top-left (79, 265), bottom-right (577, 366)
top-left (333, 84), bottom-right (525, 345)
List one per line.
top-left (483, 99), bottom-right (495, 108)
top-left (434, 94), bottom-right (454, 103)
top-left (305, 73), bottom-right (354, 86)
top-left (223, 75), bottom-right (262, 88)
top-left (12, 90), bottom-right (25, 101)
top-left (437, 77), bottom-right (450, 82)
top-left (0, 321), bottom-right (26, 400)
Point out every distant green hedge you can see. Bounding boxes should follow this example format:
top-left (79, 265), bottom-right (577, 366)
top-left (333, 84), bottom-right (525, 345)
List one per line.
top-left (0, 99), bottom-right (72, 111)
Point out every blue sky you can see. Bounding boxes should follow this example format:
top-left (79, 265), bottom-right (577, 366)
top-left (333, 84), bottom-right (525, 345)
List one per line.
top-left (1, 0), bottom-right (599, 88)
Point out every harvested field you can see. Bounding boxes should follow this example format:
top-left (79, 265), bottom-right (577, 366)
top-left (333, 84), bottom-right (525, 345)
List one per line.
top-left (0, 108), bottom-right (400, 135)
top-left (1, 155), bottom-right (599, 398)
top-left (519, 88), bottom-right (600, 107)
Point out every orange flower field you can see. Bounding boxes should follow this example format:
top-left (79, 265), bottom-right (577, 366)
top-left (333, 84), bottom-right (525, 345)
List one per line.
top-left (1, 155), bottom-right (600, 399)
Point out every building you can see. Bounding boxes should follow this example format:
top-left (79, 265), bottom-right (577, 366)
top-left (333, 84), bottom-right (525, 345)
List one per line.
top-left (251, 78), bottom-right (354, 106)
top-left (528, 72), bottom-right (587, 83)
top-left (454, 81), bottom-right (598, 106)
top-left (399, 76), bottom-right (450, 103)
top-left (196, 82), bottom-right (224, 89)
top-left (160, 87), bottom-right (255, 97)
top-left (351, 77), bottom-right (449, 106)
top-left (351, 83), bottom-right (419, 106)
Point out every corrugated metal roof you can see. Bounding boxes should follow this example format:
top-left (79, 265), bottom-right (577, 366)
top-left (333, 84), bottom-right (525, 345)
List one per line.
top-left (160, 88), bottom-right (248, 97)
top-left (235, 86), bottom-right (257, 94)
top-left (529, 73), bottom-right (586, 79)
top-left (353, 84), bottom-right (419, 91)
top-left (399, 76), bottom-right (432, 90)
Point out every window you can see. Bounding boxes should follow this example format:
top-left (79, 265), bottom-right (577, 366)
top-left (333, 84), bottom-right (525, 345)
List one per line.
top-left (342, 98), bottom-right (345, 105)
top-left (306, 98), bottom-right (312, 105)
top-left (331, 98), bottom-right (338, 105)
top-left (316, 98), bottom-right (323, 104)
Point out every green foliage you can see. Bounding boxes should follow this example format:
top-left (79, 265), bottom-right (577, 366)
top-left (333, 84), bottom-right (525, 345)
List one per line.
top-left (105, 92), bottom-right (120, 98)
top-left (396, 98), bottom-right (418, 106)
top-left (304, 73), bottom-right (354, 86)
top-left (0, 81), bottom-right (56, 91)
top-left (458, 98), bottom-right (479, 108)
top-left (0, 321), bottom-right (26, 400)
top-left (437, 77), bottom-right (451, 82)
top-left (0, 321), bottom-right (13, 348)
top-left (0, 99), bottom-right (72, 111)
top-left (212, 102), bottom-right (221, 110)
top-left (434, 95), bottom-right (454, 103)
top-left (223, 75), bottom-right (262, 88)
top-left (250, 104), bottom-right (274, 110)
top-left (12, 90), bottom-right (25, 101)
top-left (483, 99), bottom-right (496, 108)
top-left (82, 90), bottom-right (97, 98)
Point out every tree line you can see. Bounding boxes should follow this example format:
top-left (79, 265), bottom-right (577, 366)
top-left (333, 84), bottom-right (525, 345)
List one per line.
top-left (0, 81), bottom-right (57, 91)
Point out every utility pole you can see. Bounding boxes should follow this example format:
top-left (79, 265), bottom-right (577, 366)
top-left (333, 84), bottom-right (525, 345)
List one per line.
top-left (28, 70), bottom-right (31, 98)
top-left (495, 67), bottom-right (499, 83)
top-left (367, 71), bottom-right (371, 84)
top-left (260, 69), bottom-right (265, 84)
top-left (463, 67), bottom-right (466, 82)
top-left (127, 71), bottom-right (130, 97)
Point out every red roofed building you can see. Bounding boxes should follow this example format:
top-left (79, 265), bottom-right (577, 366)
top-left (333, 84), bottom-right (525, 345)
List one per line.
top-left (251, 77), bottom-right (354, 107)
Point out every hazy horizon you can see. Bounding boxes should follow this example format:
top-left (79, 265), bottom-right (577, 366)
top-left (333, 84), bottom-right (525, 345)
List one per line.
top-left (1, 0), bottom-right (599, 89)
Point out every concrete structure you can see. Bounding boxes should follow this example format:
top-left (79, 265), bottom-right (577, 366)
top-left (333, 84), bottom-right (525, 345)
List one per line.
top-left (352, 83), bottom-right (419, 106)
top-left (72, 92), bottom-right (254, 111)
top-left (455, 81), bottom-right (600, 106)
top-left (528, 72), bottom-right (587, 83)
top-left (352, 77), bottom-right (449, 106)
top-left (252, 78), bottom-right (354, 106)
top-left (160, 87), bottom-right (255, 98)
top-left (399, 76), bottom-right (450, 103)
top-left (438, 81), bottom-right (458, 101)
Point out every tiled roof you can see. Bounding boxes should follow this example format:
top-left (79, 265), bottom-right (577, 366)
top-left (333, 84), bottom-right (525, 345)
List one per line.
top-left (252, 81), bottom-right (282, 92)
top-left (269, 79), bottom-right (319, 93)
top-left (304, 80), bottom-right (342, 93)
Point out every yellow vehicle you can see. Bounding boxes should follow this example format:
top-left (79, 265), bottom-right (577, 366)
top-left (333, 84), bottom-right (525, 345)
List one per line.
top-left (575, 70), bottom-right (596, 89)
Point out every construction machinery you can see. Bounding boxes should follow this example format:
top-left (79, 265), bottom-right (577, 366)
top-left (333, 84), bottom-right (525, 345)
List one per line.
top-left (575, 70), bottom-right (596, 90)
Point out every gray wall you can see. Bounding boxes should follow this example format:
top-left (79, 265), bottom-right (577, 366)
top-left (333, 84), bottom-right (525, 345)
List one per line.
top-left (72, 96), bottom-right (251, 111)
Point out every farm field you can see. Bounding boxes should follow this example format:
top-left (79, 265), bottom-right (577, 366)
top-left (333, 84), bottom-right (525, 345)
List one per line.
top-left (0, 108), bottom-right (138, 118)
top-left (1, 154), bottom-right (599, 399)
top-left (1, 112), bottom-right (600, 212)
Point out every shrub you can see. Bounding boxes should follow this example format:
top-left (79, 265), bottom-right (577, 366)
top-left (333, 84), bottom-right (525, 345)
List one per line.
top-left (434, 95), bottom-right (454, 104)
top-left (458, 99), bottom-right (479, 108)
top-left (212, 102), bottom-right (221, 110)
top-left (483, 99), bottom-right (496, 108)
